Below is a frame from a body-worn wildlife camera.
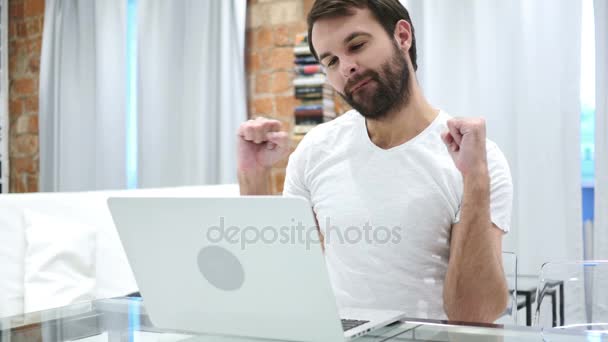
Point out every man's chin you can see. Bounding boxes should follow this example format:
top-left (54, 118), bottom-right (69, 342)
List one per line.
top-left (355, 105), bottom-right (387, 119)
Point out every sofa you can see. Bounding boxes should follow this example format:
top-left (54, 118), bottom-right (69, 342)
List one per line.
top-left (0, 184), bottom-right (240, 318)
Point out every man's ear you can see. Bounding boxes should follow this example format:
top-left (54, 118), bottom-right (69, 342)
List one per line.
top-left (393, 19), bottom-right (412, 51)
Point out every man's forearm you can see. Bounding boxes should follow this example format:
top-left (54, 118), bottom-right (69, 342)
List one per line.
top-left (238, 168), bottom-right (272, 195)
top-left (443, 171), bottom-right (508, 323)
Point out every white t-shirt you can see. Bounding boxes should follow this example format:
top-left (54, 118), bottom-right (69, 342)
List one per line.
top-left (283, 109), bottom-right (513, 319)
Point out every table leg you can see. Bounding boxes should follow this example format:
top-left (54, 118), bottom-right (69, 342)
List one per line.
top-left (526, 292), bottom-right (532, 326)
top-left (559, 283), bottom-right (564, 326)
top-left (550, 291), bottom-right (557, 327)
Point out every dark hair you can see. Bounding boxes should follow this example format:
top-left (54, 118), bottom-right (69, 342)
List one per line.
top-left (307, 0), bottom-right (418, 71)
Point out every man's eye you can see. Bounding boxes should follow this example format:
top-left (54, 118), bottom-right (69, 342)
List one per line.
top-left (327, 57), bottom-right (338, 67)
top-left (351, 42), bottom-right (365, 51)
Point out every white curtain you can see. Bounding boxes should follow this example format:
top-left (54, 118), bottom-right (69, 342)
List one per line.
top-left (593, 0), bottom-right (608, 321)
top-left (39, 0), bottom-right (126, 192)
top-left (402, 0), bottom-right (583, 275)
top-left (594, 0), bottom-right (608, 259)
top-left (136, 0), bottom-right (247, 187)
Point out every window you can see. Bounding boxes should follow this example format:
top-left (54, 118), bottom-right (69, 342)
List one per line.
top-left (127, 0), bottom-right (138, 189)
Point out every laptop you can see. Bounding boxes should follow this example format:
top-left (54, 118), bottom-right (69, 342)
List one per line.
top-left (107, 197), bottom-right (405, 341)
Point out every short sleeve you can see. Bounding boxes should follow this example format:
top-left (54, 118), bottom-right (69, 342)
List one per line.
top-left (282, 137), bottom-right (312, 206)
top-left (453, 141), bottom-right (513, 232)
top-left (487, 142), bottom-right (513, 232)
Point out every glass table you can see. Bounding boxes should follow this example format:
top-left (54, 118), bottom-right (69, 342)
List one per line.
top-left (1, 298), bottom-right (606, 341)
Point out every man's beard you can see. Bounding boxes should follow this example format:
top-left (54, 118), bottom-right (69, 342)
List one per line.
top-left (339, 43), bottom-right (410, 120)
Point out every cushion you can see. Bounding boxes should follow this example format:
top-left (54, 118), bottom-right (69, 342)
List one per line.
top-left (23, 209), bottom-right (97, 313)
top-left (0, 203), bottom-right (26, 317)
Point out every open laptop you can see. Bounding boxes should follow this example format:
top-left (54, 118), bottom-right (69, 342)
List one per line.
top-left (107, 197), bottom-right (405, 341)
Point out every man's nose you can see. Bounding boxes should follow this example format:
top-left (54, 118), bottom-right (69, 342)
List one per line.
top-left (340, 57), bottom-right (358, 78)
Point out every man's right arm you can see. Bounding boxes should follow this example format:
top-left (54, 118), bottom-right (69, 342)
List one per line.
top-left (236, 117), bottom-right (290, 195)
top-left (238, 168), bottom-right (271, 195)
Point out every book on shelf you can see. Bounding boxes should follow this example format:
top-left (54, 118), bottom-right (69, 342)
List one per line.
top-left (293, 124), bottom-right (316, 135)
top-left (293, 74), bottom-right (326, 86)
top-left (294, 64), bottom-right (322, 75)
top-left (293, 44), bottom-right (311, 56)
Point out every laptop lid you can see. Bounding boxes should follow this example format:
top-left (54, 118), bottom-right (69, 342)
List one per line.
top-left (107, 197), bottom-right (345, 342)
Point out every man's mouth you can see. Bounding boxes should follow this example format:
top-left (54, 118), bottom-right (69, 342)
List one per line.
top-left (349, 78), bottom-right (372, 94)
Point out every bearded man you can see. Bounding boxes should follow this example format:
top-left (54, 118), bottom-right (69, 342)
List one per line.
top-left (237, 0), bottom-right (513, 323)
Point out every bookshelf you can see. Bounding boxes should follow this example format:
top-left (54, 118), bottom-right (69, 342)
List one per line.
top-left (292, 33), bottom-right (336, 136)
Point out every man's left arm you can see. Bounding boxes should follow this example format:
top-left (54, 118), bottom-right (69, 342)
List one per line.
top-left (440, 118), bottom-right (508, 323)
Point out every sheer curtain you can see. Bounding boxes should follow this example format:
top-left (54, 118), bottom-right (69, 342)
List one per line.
top-left (594, 0), bottom-right (608, 259)
top-left (136, 0), bottom-right (247, 187)
top-left (39, 0), bottom-right (126, 191)
top-left (402, 0), bottom-right (583, 275)
top-left (593, 0), bottom-right (608, 319)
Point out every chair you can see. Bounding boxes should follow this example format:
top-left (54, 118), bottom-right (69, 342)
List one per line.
top-left (533, 260), bottom-right (608, 334)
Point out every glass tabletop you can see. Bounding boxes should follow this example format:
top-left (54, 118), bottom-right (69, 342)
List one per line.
top-left (1, 298), bottom-right (606, 341)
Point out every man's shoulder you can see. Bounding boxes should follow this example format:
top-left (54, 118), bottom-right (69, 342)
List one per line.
top-left (295, 109), bottom-right (361, 150)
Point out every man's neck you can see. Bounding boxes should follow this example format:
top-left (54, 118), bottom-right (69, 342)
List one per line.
top-left (365, 83), bottom-right (438, 149)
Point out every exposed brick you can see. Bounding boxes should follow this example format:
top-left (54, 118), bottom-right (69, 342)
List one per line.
top-left (246, 51), bottom-right (260, 72)
top-left (12, 78), bottom-right (35, 95)
top-left (9, 3), bottom-right (24, 18)
top-left (12, 39), bottom-right (28, 56)
top-left (16, 22), bottom-right (27, 38)
top-left (269, 0), bottom-right (302, 25)
top-left (269, 47), bottom-right (294, 70)
top-left (255, 27), bottom-right (273, 49)
top-left (8, 22), bottom-right (16, 41)
top-left (8, 41), bottom-right (17, 58)
top-left (271, 168), bottom-right (286, 195)
top-left (26, 174), bottom-right (38, 192)
top-left (252, 97), bottom-right (274, 117)
top-left (11, 174), bottom-right (26, 193)
top-left (271, 71), bottom-right (292, 93)
top-left (245, 1), bottom-right (311, 184)
top-left (275, 95), bottom-right (298, 118)
top-left (28, 55), bottom-right (40, 73)
top-left (247, 76), bottom-right (256, 99)
top-left (9, 99), bottom-right (23, 116)
top-left (245, 29), bottom-right (254, 52)
top-left (290, 21), bottom-right (308, 38)
top-left (259, 49), bottom-right (274, 71)
top-left (255, 72), bottom-right (271, 94)
top-left (26, 19), bottom-right (41, 37)
top-left (8, 57), bottom-right (17, 74)
top-left (8, 0), bottom-right (43, 193)
top-left (274, 25), bottom-right (291, 46)
top-left (304, 0), bottom-right (315, 17)
top-left (24, 96), bottom-right (38, 113)
top-left (23, 0), bottom-right (44, 17)
top-left (11, 134), bottom-right (38, 156)
top-left (15, 114), bottom-right (38, 133)
top-left (247, 3), bottom-right (269, 29)
top-left (12, 156), bottom-right (37, 173)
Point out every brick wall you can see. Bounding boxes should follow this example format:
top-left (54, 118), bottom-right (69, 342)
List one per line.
top-left (246, 0), bottom-right (349, 194)
top-left (8, 0), bottom-right (43, 193)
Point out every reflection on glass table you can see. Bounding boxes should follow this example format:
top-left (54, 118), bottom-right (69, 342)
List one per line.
top-left (1, 298), bottom-right (607, 341)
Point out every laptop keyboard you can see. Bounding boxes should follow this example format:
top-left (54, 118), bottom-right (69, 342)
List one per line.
top-left (341, 319), bottom-right (370, 331)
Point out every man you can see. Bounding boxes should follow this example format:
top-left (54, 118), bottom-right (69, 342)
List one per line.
top-left (237, 0), bottom-right (512, 323)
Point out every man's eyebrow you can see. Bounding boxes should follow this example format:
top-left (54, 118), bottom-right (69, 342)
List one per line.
top-left (318, 32), bottom-right (372, 62)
